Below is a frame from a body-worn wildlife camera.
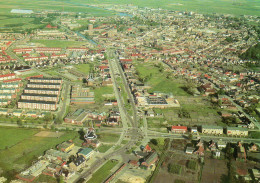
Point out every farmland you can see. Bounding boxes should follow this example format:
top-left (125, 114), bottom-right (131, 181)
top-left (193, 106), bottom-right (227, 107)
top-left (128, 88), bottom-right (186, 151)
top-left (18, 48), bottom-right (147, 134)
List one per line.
top-left (0, 127), bottom-right (80, 180)
top-left (0, 0), bottom-right (114, 17)
top-left (76, 0), bottom-right (260, 16)
top-left (0, 0), bottom-right (258, 19)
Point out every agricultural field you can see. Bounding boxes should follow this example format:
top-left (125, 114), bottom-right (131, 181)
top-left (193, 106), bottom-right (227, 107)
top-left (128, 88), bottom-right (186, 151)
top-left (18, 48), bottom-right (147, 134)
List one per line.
top-left (135, 62), bottom-right (189, 96)
top-left (30, 39), bottom-right (85, 48)
top-left (0, 127), bottom-right (80, 180)
top-left (153, 140), bottom-right (200, 183)
top-left (77, 0), bottom-right (260, 16)
top-left (0, 16), bottom-right (44, 32)
top-left (0, 0), bottom-right (114, 17)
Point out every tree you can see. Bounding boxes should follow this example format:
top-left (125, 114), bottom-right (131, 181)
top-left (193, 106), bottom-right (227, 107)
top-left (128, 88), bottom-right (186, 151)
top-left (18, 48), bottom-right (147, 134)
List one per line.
top-left (150, 139), bottom-right (158, 146)
top-left (44, 112), bottom-right (53, 122)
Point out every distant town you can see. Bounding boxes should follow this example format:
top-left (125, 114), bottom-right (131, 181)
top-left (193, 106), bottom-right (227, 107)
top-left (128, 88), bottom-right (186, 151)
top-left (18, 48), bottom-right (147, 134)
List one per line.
top-left (0, 3), bottom-right (259, 183)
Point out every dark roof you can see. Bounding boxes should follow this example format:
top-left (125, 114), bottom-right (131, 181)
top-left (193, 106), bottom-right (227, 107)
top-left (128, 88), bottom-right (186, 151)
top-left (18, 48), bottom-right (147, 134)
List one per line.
top-left (21, 93), bottom-right (58, 98)
top-left (30, 77), bottom-right (62, 81)
top-left (74, 155), bottom-right (85, 166)
top-left (18, 99), bottom-right (56, 105)
top-left (28, 82), bottom-right (61, 86)
top-left (25, 87), bottom-right (59, 91)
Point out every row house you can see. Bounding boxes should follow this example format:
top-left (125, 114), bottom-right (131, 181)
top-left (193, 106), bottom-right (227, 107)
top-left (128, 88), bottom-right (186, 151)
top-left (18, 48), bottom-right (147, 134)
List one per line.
top-left (202, 125), bottom-right (223, 135)
top-left (0, 88), bottom-right (16, 94)
top-left (50, 54), bottom-right (67, 59)
top-left (29, 77), bottom-right (62, 84)
top-left (18, 100), bottom-right (57, 111)
top-left (24, 56), bottom-right (49, 61)
top-left (27, 82), bottom-right (61, 89)
top-left (21, 93), bottom-right (59, 102)
top-left (1, 82), bottom-right (22, 88)
top-left (35, 47), bottom-right (62, 53)
top-left (13, 48), bottom-right (34, 54)
top-left (226, 127), bottom-right (248, 137)
top-left (67, 48), bottom-right (89, 52)
top-left (0, 99), bottom-right (10, 105)
top-left (0, 73), bottom-right (15, 81)
top-left (3, 78), bottom-right (22, 83)
top-left (0, 93), bottom-right (16, 99)
top-left (24, 88), bottom-right (60, 95)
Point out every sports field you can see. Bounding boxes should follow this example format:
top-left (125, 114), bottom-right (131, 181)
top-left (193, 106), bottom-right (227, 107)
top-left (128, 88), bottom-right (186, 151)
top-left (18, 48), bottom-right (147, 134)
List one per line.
top-left (0, 127), bottom-right (79, 180)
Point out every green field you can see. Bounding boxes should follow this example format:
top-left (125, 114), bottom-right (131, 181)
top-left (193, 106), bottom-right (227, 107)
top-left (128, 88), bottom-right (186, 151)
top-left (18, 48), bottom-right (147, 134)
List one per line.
top-left (93, 86), bottom-right (114, 103)
top-left (75, 64), bottom-right (91, 74)
top-left (135, 62), bottom-right (189, 96)
top-left (97, 144), bottom-right (113, 153)
top-left (0, 16), bottom-right (44, 32)
top-left (31, 39), bottom-right (85, 48)
top-left (97, 132), bottom-right (120, 143)
top-left (87, 160), bottom-right (118, 183)
top-left (0, 128), bottom-right (39, 149)
top-left (0, 127), bottom-right (79, 179)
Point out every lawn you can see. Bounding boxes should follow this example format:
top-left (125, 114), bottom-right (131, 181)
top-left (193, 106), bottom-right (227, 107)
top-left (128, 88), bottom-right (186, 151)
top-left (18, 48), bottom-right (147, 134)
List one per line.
top-left (135, 62), bottom-right (189, 96)
top-left (97, 132), bottom-right (120, 143)
top-left (74, 64), bottom-right (91, 74)
top-left (87, 160), bottom-right (118, 183)
top-left (0, 127), bottom-right (80, 179)
top-left (30, 39), bottom-right (85, 48)
top-left (93, 86), bottom-right (114, 103)
top-left (97, 144), bottom-right (112, 153)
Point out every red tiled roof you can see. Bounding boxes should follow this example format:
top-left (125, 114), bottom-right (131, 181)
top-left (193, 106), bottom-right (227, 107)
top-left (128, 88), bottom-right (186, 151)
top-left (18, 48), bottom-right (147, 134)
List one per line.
top-left (3, 78), bottom-right (22, 83)
top-left (0, 73), bottom-right (15, 78)
top-left (171, 126), bottom-right (187, 130)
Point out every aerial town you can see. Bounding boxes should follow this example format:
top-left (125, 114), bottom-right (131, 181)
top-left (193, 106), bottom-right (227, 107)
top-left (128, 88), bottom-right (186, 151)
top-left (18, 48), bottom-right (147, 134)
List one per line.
top-left (0, 1), bottom-right (259, 183)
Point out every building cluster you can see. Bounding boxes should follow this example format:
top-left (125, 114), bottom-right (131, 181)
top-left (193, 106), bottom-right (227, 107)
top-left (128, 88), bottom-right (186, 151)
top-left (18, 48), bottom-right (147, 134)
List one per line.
top-left (18, 77), bottom-right (62, 111)
top-left (70, 85), bottom-right (95, 104)
top-left (129, 144), bottom-right (158, 169)
top-left (0, 73), bottom-right (22, 106)
top-left (171, 125), bottom-right (249, 137)
top-left (0, 108), bottom-right (46, 118)
top-left (16, 140), bottom-right (94, 182)
top-left (64, 108), bottom-right (120, 126)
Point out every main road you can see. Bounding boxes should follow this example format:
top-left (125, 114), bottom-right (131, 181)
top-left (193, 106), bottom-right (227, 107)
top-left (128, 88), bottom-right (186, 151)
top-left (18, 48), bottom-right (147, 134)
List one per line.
top-left (74, 49), bottom-right (143, 183)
